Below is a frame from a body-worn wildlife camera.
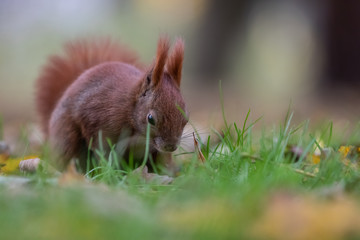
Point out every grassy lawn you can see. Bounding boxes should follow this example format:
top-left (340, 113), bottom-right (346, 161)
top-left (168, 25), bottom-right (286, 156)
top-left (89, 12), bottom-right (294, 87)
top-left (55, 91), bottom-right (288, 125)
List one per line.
top-left (1, 109), bottom-right (360, 240)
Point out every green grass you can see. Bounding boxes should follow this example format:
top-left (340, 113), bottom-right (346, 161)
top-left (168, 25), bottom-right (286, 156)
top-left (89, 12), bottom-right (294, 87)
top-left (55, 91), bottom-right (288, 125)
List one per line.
top-left (1, 109), bottom-right (360, 240)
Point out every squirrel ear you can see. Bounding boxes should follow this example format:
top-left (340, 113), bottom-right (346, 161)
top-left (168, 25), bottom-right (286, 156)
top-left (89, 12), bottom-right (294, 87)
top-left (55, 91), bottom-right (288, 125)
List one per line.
top-left (152, 36), bottom-right (170, 86)
top-left (167, 38), bottom-right (184, 87)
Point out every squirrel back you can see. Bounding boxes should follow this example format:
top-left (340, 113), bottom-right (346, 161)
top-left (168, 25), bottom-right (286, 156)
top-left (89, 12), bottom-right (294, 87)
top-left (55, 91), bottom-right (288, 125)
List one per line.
top-left (35, 38), bottom-right (140, 134)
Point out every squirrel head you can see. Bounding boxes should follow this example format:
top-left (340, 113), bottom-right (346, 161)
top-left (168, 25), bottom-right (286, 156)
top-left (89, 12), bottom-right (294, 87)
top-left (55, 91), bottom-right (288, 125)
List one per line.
top-left (133, 37), bottom-right (188, 152)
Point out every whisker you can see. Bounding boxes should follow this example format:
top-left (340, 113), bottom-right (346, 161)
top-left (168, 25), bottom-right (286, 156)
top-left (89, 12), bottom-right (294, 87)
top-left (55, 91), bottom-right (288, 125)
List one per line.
top-left (183, 127), bottom-right (210, 133)
top-left (181, 134), bottom-right (211, 140)
top-left (181, 131), bottom-right (211, 137)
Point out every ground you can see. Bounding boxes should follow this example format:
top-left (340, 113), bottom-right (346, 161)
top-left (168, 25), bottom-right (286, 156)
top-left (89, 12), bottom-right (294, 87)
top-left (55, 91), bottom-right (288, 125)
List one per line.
top-left (1, 110), bottom-right (360, 240)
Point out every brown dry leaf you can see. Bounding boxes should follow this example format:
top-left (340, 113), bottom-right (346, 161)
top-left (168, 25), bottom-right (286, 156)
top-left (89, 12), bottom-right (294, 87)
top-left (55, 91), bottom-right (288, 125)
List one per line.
top-left (58, 160), bottom-right (87, 186)
top-left (193, 132), bottom-right (206, 163)
top-left (251, 193), bottom-right (360, 240)
top-left (19, 158), bottom-right (60, 175)
top-left (132, 166), bottom-right (173, 185)
top-left (19, 157), bottom-right (41, 173)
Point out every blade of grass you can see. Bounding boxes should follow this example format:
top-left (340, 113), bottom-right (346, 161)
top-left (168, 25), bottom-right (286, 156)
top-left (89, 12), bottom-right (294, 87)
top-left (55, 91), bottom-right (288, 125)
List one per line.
top-left (327, 121), bottom-right (333, 146)
top-left (141, 123), bottom-right (151, 168)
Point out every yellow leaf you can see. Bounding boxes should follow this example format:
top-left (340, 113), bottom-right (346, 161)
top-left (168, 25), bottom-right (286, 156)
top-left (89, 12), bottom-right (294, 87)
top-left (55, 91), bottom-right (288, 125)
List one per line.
top-left (0, 158), bottom-right (22, 174)
top-left (0, 155), bottom-right (39, 174)
top-left (312, 154), bottom-right (321, 164)
top-left (338, 146), bottom-right (353, 158)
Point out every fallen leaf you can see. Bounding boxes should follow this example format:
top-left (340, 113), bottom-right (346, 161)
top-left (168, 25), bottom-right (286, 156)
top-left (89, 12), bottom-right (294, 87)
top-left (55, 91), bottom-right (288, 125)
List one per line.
top-left (312, 154), bottom-right (321, 164)
top-left (0, 155), bottom-right (39, 175)
top-left (339, 145), bottom-right (352, 158)
top-left (131, 166), bottom-right (173, 185)
top-left (0, 158), bottom-right (22, 174)
top-left (19, 158), bottom-right (41, 173)
top-left (338, 145), bottom-right (359, 169)
top-left (19, 158), bottom-right (60, 175)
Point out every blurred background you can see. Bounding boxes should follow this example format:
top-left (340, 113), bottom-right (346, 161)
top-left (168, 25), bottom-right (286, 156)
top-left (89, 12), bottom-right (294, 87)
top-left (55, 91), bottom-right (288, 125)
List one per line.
top-left (1, 0), bottom-right (360, 131)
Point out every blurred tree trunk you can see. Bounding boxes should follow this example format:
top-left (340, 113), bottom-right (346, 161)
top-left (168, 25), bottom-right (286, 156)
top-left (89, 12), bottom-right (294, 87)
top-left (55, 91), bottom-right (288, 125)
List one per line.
top-left (192, 0), bottom-right (360, 90)
top-left (322, 0), bottom-right (360, 89)
top-left (191, 0), bottom-right (250, 84)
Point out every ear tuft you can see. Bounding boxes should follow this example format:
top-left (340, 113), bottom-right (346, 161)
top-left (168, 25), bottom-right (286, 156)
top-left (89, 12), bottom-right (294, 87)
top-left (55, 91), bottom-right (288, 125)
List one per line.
top-left (152, 36), bottom-right (170, 86)
top-left (167, 38), bottom-right (184, 87)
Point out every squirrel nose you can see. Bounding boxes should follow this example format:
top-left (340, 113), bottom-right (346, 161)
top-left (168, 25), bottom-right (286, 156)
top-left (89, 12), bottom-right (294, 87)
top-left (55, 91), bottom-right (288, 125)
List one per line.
top-left (163, 144), bottom-right (177, 152)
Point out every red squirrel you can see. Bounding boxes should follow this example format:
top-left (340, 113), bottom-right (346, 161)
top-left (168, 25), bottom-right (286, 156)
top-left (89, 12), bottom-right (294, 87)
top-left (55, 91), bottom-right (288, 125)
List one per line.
top-left (35, 37), bottom-right (188, 173)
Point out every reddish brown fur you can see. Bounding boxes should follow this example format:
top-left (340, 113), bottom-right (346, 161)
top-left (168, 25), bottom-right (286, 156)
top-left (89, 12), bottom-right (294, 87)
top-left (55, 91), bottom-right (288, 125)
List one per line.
top-left (167, 38), bottom-right (184, 87)
top-left (36, 38), bottom-right (140, 134)
top-left (152, 36), bottom-right (170, 86)
top-left (36, 36), bottom-right (187, 173)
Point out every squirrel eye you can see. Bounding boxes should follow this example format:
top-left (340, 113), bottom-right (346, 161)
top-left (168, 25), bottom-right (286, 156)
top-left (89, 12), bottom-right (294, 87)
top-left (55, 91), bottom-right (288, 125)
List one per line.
top-left (147, 114), bottom-right (155, 126)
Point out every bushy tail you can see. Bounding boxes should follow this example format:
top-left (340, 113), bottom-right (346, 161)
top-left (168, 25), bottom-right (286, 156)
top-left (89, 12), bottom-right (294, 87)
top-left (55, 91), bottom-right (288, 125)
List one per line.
top-left (35, 38), bottom-right (140, 134)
